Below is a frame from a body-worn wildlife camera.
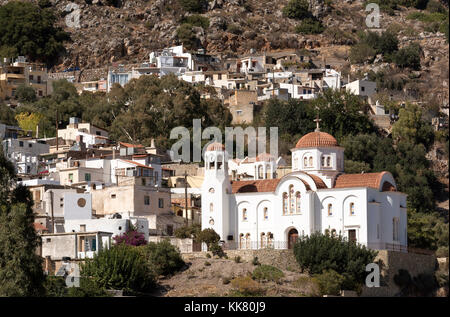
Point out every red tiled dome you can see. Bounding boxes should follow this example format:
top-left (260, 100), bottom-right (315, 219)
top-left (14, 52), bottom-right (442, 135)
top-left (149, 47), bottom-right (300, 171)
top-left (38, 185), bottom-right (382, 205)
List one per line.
top-left (206, 142), bottom-right (225, 151)
top-left (295, 131), bottom-right (338, 148)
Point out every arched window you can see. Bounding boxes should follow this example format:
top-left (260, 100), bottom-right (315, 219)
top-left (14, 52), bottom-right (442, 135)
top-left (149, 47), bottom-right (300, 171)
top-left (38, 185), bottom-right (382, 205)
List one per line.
top-left (209, 187), bottom-right (215, 193)
top-left (321, 156), bottom-right (325, 167)
top-left (263, 207), bottom-right (268, 220)
top-left (308, 156), bottom-right (313, 167)
top-left (350, 202), bottom-right (355, 215)
top-left (210, 203), bottom-right (214, 212)
top-left (245, 233), bottom-right (251, 249)
top-left (289, 185), bottom-right (294, 214)
top-left (295, 191), bottom-right (301, 214)
top-left (303, 156), bottom-right (308, 167)
top-left (242, 208), bottom-right (248, 221)
top-left (239, 233), bottom-right (244, 249)
top-left (326, 156), bottom-right (331, 167)
top-left (282, 193), bottom-right (288, 215)
top-left (267, 232), bottom-right (274, 248)
top-left (209, 218), bottom-right (214, 225)
top-left (327, 203), bottom-right (333, 216)
top-left (261, 232), bottom-right (266, 248)
top-left (331, 229), bottom-right (337, 237)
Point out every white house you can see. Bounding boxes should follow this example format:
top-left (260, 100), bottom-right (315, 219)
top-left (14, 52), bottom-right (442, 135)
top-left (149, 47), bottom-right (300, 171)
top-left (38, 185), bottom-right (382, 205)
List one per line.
top-left (345, 79), bottom-right (377, 97)
top-left (2, 138), bottom-right (49, 175)
top-left (201, 127), bottom-right (407, 252)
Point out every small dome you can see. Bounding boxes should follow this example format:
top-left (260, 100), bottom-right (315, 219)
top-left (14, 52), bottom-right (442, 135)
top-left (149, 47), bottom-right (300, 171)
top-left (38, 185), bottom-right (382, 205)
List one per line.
top-left (295, 131), bottom-right (338, 148)
top-left (206, 142), bottom-right (225, 151)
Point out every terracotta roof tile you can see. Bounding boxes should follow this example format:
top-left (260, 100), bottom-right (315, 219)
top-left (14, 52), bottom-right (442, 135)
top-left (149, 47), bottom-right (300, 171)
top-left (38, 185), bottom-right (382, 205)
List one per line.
top-left (334, 172), bottom-right (395, 190)
top-left (295, 131), bottom-right (338, 148)
top-left (306, 173), bottom-right (328, 189)
top-left (33, 223), bottom-right (48, 232)
top-left (119, 141), bottom-right (144, 148)
top-left (231, 179), bottom-right (281, 194)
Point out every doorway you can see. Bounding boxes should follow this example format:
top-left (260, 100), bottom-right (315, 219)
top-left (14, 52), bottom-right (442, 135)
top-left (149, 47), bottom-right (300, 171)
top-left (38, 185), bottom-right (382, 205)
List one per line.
top-left (348, 229), bottom-right (357, 242)
top-left (287, 228), bottom-right (299, 249)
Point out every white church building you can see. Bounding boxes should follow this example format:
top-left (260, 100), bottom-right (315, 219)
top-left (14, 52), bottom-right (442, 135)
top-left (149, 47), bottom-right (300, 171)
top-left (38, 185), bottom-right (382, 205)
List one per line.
top-left (201, 128), bottom-right (408, 251)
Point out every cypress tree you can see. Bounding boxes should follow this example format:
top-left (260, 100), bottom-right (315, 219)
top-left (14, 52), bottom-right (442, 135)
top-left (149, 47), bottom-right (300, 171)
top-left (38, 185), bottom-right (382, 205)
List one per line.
top-left (0, 146), bottom-right (45, 296)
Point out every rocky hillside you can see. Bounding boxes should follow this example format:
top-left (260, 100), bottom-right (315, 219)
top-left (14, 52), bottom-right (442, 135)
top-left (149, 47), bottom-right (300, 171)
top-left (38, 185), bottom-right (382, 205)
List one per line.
top-left (0, 0), bottom-right (447, 76)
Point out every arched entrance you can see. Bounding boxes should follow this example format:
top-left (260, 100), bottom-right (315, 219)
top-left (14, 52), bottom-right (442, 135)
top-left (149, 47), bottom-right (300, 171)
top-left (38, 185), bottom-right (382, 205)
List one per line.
top-left (287, 228), bottom-right (299, 249)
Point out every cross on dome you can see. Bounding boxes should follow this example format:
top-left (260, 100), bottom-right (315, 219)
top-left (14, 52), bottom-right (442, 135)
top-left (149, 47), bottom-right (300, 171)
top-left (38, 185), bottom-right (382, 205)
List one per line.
top-left (314, 115), bottom-right (321, 132)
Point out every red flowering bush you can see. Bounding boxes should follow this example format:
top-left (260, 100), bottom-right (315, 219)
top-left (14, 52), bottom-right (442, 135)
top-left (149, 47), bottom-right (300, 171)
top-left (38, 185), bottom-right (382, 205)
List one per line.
top-left (113, 230), bottom-right (147, 246)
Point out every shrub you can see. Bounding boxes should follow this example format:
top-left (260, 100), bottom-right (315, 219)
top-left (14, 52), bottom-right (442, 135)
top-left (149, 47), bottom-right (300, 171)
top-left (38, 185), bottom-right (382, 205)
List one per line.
top-left (234, 256), bottom-right (241, 263)
top-left (313, 270), bottom-right (345, 296)
top-left (204, 261), bottom-right (211, 266)
top-left (227, 24), bottom-right (242, 35)
top-left (393, 43), bottom-right (421, 70)
top-left (230, 276), bottom-right (265, 296)
top-left (252, 256), bottom-right (260, 266)
top-left (209, 242), bottom-right (225, 258)
top-left (182, 15), bottom-right (210, 29)
top-left (293, 232), bottom-right (377, 290)
top-left (176, 24), bottom-right (199, 50)
top-left (394, 269), bottom-right (439, 296)
top-left (66, 277), bottom-right (110, 297)
top-left (178, 0), bottom-right (207, 13)
top-left (113, 229), bottom-right (147, 246)
top-left (81, 244), bottom-right (155, 292)
top-left (44, 276), bottom-right (67, 297)
top-left (295, 18), bottom-right (325, 35)
top-left (252, 265), bottom-right (284, 282)
top-left (294, 276), bottom-right (320, 296)
top-left (349, 43), bottom-right (376, 64)
top-left (283, 0), bottom-right (311, 20)
top-left (205, 253), bottom-right (211, 258)
top-left (141, 240), bottom-right (185, 276)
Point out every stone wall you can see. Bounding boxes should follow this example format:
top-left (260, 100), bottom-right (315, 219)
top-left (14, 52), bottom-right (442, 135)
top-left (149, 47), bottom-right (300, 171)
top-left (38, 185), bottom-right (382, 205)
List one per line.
top-left (182, 248), bottom-right (299, 271)
top-left (361, 250), bottom-right (438, 296)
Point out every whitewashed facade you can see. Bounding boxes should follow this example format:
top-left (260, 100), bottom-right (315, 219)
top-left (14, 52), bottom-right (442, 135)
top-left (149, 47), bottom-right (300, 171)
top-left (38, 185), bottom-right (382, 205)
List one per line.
top-left (201, 130), bottom-right (408, 252)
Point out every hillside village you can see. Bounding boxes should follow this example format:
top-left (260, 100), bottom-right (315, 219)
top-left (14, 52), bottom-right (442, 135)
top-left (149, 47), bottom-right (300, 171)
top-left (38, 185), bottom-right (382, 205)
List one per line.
top-left (0, 0), bottom-right (449, 298)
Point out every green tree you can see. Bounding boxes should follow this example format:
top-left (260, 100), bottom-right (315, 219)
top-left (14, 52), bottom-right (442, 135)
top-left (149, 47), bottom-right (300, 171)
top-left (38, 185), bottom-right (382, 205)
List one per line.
top-left (0, 1), bottom-right (69, 65)
top-left (16, 85), bottom-right (37, 103)
top-left (311, 90), bottom-right (376, 141)
top-left (392, 103), bottom-right (435, 150)
top-left (197, 228), bottom-right (220, 249)
top-left (0, 102), bottom-right (17, 125)
top-left (295, 18), bottom-right (325, 35)
top-left (0, 151), bottom-right (45, 296)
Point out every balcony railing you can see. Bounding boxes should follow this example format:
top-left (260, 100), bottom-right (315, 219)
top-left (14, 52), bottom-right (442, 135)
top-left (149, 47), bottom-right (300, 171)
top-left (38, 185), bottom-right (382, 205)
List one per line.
top-left (222, 240), bottom-right (289, 250)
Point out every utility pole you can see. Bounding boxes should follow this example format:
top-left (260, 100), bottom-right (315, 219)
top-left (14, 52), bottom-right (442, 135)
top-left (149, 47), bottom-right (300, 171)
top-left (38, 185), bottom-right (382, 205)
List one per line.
top-left (184, 170), bottom-right (188, 226)
top-left (49, 190), bottom-right (55, 233)
top-left (55, 109), bottom-right (59, 152)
